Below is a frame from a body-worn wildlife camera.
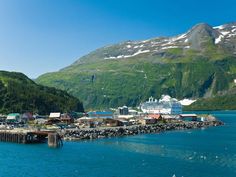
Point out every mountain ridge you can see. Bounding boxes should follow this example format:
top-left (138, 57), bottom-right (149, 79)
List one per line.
top-left (36, 22), bottom-right (236, 109)
top-left (69, 22), bottom-right (236, 65)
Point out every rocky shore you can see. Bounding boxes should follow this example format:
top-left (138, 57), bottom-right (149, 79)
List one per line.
top-left (62, 120), bottom-right (223, 141)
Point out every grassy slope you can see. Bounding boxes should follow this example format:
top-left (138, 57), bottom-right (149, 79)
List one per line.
top-left (36, 29), bottom-right (236, 110)
top-left (184, 88), bottom-right (236, 111)
top-left (0, 71), bottom-right (84, 114)
top-left (37, 53), bottom-right (236, 109)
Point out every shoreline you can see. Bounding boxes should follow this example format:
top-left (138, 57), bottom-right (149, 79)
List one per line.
top-left (62, 120), bottom-right (224, 141)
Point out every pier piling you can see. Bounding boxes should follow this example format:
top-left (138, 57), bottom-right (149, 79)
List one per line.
top-left (48, 133), bottom-right (63, 148)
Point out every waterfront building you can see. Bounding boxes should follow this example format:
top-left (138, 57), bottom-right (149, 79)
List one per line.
top-left (6, 113), bottom-right (21, 123)
top-left (49, 112), bottom-right (61, 119)
top-left (47, 112), bottom-right (61, 125)
top-left (69, 112), bottom-right (86, 119)
top-left (115, 119), bottom-right (129, 126)
top-left (128, 109), bottom-right (138, 116)
top-left (117, 115), bottom-right (134, 119)
top-left (118, 106), bottom-right (129, 115)
top-left (0, 114), bottom-right (6, 123)
top-left (140, 95), bottom-right (182, 114)
top-left (60, 113), bottom-right (74, 124)
top-left (104, 119), bottom-right (129, 127)
top-left (180, 114), bottom-right (198, 121)
top-left (88, 111), bottom-right (113, 119)
top-left (139, 118), bottom-right (157, 125)
top-left (22, 112), bottom-right (34, 123)
top-left (147, 114), bottom-right (162, 120)
top-left (162, 114), bottom-right (179, 120)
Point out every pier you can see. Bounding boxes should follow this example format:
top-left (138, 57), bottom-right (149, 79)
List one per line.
top-left (0, 130), bottom-right (63, 148)
top-left (63, 120), bottom-right (224, 141)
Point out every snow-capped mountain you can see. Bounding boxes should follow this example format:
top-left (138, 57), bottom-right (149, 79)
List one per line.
top-left (37, 22), bottom-right (236, 109)
top-left (73, 22), bottom-right (236, 64)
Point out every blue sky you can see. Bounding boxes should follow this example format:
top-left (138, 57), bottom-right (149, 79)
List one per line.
top-left (0, 0), bottom-right (235, 78)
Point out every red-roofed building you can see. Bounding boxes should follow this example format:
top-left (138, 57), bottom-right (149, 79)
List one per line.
top-left (147, 114), bottom-right (162, 120)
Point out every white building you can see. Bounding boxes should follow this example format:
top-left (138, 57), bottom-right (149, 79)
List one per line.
top-left (49, 112), bottom-right (61, 119)
top-left (140, 95), bottom-right (182, 114)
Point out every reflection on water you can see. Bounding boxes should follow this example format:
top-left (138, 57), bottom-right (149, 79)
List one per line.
top-left (99, 139), bottom-right (236, 169)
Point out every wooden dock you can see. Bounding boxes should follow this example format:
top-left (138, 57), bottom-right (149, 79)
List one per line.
top-left (0, 129), bottom-right (63, 148)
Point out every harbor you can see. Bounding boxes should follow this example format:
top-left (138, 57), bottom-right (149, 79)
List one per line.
top-left (0, 115), bottom-right (223, 147)
top-left (0, 95), bottom-right (224, 147)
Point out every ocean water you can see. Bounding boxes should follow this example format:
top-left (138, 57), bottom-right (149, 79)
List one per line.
top-left (0, 111), bottom-right (235, 177)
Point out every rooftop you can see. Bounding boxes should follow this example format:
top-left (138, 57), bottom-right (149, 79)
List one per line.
top-left (49, 113), bottom-right (61, 118)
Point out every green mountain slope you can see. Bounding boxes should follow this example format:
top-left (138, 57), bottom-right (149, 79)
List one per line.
top-left (185, 88), bottom-right (236, 111)
top-left (37, 57), bottom-right (236, 109)
top-left (36, 22), bottom-right (236, 110)
top-left (0, 71), bottom-right (84, 114)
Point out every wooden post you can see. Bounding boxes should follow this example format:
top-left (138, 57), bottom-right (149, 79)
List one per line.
top-left (48, 133), bottom-right (63, 148)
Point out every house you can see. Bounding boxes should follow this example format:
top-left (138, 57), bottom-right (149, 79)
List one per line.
top-left (139, 118), bottom-right (157, 125)
top-left (88, 111), bottom-right (113, 119)
top-left (0, 114), bottom-right (6, 123)
top-left (47, 112), bottom-right (61, 125)
top-left (6, 113), bottom-right (21, 123)
top-left (116, 119), bottom-right (129, 126)
top-left (103, 119), bottom-right (129, 127)
top-left (45, 119), bottom-right (61, 125)
top-left (147, 114), bottom-right (162, 120)
top-left (49, 112), bottom-right (61, 119)
top-left (75, 117), bottom-right (93, 127)
top-left (103, 119), bottom-right (118, 127)
top-left (22, 112), bottom-right (34, 123)
top-left (60, 113), bottom-right (74, 124)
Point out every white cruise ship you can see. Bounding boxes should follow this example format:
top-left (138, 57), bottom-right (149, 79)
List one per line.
top-left (140, 95), bottom-right (182, 114)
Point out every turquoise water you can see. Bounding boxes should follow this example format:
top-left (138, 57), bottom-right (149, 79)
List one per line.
top-left (0, 111), bottom-right (235, 177)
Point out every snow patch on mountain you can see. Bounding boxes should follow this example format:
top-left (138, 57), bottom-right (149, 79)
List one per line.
top-left (179, 99), bottom-right (196, 106)
top-left (170, 33), bottom-right (187, 42)
top-left (213, 24), bottom-right (236, 44)
top-left (161, 46), bottom-right (179, 50)
top-left (102, 23), bottom-right (236, 60)
top-left (213, 25), bottom-right (225, 30)
top-left (105, 49), bottom-right (150, 59)
top-left (221, 31), bottom-right (230, 35)
top-left (215, 35), bottom-right (224, 44)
